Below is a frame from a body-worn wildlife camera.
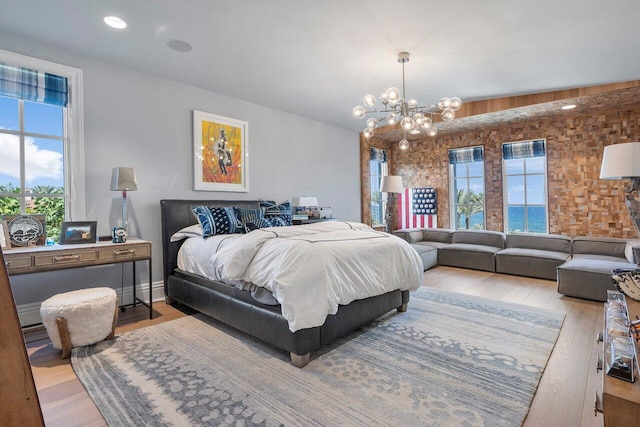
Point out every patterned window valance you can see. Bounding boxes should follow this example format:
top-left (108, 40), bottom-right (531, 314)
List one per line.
top-left (448, 146), bottom-right (484, 164)
top-left (370, 147), bottom-right (387, 163)
top-left (502, 139), bottom-right (546, 160)
top-left (0, 62), bottom-right (68, 107)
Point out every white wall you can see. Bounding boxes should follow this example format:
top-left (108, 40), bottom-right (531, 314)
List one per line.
top-left (0, 32), bottom-right (361, 323)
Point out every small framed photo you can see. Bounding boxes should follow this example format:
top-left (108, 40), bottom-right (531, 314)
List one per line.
top-left (0, 220), bottom-right (10, 250)
top-left (59, 221), bottom-right (97, 245)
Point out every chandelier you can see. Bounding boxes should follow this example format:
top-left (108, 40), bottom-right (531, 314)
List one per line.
top-left (353, 52), bottom-right (462, 150)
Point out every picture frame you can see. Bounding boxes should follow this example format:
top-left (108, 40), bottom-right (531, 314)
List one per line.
top-left (193, 110), bottom-right (249, 192)
top-left (0, 220), bottom-right (10, 250)
top-left (59, 221), bottom-right (97, 245)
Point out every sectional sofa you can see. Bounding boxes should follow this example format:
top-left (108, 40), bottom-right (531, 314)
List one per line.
top-left (394, 228), bottom-right (639, 302)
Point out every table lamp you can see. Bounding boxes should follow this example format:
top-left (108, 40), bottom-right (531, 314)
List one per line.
top-left (291, 196), bottom-right (319, 218)
top-left (600, 142), bottom-right (640, 236)
top-left (110, 167), bottom-right (138, 240)
top-left (380, 175), bottom-right (403, 233)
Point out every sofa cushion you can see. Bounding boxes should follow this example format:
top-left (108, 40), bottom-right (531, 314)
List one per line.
top-left (571, 236), bottom-right (628, 258)
top-left (414, 241), bottom-right (450, 249)
top-left (409, 244), bottom-right (437, 271)
top-left (422, 228), bottom-right (453, 244)
top-left (557, 258), bottom-right (635, 301)
top-left (393, 229), bottom-right (424, 244)
top-left (506, 233), bottom-right (571, 253)
top-left (495, 248), bottom-right (570, 280)
top-left (497, 247), bottom-right (570, 262)
top-left (572, 254), bottom-right (630, 264)
top-left (452, 230), bottom-right (505, 249)
top-left (438, 243), bottom-right (502, 272)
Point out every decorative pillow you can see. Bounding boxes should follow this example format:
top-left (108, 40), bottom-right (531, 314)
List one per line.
top-left (259, 200), bottom-right (291, 216)
top-left (259, 214), bottom-right (292, 228)
top-left (244, 222), bottom-right (260, 232)
top-left (169, 224), bottom-right (203, 242)
top-left (233, 207), bottom-right (264, 233)
top-left (191, 206), bottom-right (241, 237)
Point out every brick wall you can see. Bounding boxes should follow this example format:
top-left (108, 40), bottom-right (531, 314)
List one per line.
top-left (366, 107), bottom-right (640, 238)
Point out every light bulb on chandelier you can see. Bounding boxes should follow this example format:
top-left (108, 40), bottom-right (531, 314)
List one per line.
top-left (352, 52), bottom-right (461, 149)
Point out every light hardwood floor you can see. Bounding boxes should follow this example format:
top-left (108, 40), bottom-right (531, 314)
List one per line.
top-left (25, 267), bottom-right (605, 426)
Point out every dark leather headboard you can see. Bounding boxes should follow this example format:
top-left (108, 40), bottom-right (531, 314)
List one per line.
top-left (160, 199), bottom-right (260, 292)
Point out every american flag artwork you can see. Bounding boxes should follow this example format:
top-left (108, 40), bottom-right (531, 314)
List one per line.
top-left (397, 187), bottom-right (437, 229)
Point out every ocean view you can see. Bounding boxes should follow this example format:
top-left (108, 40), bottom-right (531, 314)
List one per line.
top-left (459, 206), bottom-right (547, 233)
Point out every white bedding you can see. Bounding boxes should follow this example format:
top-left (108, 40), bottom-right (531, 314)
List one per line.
top-left (178, 221), bottom-right (423, 332)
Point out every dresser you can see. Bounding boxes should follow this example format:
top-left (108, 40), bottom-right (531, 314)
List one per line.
top-left (4, 239), bottom-right (153, 319)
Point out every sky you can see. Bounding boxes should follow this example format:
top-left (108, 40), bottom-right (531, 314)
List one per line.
top-left (0, 95), bottom-right (64, 188)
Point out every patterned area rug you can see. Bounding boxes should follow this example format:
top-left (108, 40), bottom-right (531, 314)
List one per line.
top-left (72, 287), bottom-right (564, 426)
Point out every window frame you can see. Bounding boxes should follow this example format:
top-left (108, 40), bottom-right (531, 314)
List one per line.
top-left (0, 48), bottom-right (85, 221)
top-left (448, 146), bottom-right (486, 230)
top-left (501, 139), bottom-right (549, 234)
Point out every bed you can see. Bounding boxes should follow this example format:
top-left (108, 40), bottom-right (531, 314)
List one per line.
top-left (160, 199), bottom-right (422, 367)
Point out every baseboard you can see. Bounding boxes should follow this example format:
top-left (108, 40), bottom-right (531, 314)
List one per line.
top-left (17, 281), bottom-right (166, 327)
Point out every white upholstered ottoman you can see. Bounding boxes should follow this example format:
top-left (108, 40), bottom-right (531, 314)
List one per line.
top-left (40, 287), bottom-right (118, 358)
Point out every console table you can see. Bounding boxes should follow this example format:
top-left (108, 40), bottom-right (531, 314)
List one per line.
top-left (4, 239), bottom-right (153, 319)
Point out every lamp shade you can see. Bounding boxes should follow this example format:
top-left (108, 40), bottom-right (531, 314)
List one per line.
top-left (600, 142), bottom-right (640, 179)
top-left (291, 196), bottom-right (318, 207)
top-left (110, 167), bottom-right (138, 191)
top-left (380, 175), bottom-right (404, 193)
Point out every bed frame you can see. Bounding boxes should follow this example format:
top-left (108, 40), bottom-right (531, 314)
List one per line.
top-left (160, 199), bottom-right (409, 367)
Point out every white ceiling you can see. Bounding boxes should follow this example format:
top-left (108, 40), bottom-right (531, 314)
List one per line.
top-left (1, 0), bottom-right (639, 133)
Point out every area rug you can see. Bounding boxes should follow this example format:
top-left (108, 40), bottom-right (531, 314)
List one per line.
top-left (71, 287), bottom-right (564, 426)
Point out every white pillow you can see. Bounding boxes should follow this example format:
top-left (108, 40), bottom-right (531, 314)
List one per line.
top-left (170, 224), bottom-right (203, 242)
top-left (625, 239), bottom-right (640, 264)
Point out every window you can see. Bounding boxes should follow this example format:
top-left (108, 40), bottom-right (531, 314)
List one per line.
top-left (449, 146), bottom-right (485, 230)
top-left (0, 50), bottom-right (84, 242)
top-left (370, 147), bottom-right (388, 226)
top-left (502, 139), bottom-right (548, 233)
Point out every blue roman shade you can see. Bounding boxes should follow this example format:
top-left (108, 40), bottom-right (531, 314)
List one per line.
top-left (370, 147), bottom-right (387, 163)
top-left (0, 62), bottom-right (68, 107)
top-left (448, 146), bottom-right (484, 164)
top-left (502, 139), bottom-right (545, 160)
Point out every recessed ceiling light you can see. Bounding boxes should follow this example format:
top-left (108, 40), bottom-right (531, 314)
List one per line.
top-left (104, 16), bottom-right (127, 30)
top-left (167, 39), bottom-right (193, 53)
top-left (561, 104), bottom-right (577, 110)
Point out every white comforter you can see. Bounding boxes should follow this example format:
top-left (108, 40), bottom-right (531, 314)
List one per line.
top-left (178, 221), bottom-right (423, 332)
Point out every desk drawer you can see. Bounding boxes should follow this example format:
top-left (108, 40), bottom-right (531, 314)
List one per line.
top-left (5, 255), bottom-right (32, 272)
top-left (34, 249), bottom-right (97, 267)
top-left (98, 243), bottom-right (149, 261)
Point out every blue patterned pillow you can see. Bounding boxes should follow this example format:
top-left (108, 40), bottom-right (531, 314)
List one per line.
top-left (259, 200), bottom-right (291, 216)
top-left (259, 214), bottom-right (292, 228)
top-left (233, 208), bottom-right (264, 233)
top-left (191, 206), bottom-right (241, 237)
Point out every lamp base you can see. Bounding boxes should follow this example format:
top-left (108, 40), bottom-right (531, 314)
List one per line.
top-left (625, 177), bottom-right (640, 237)
top-left (385, 193), bottom-right (395, 234)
